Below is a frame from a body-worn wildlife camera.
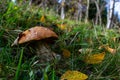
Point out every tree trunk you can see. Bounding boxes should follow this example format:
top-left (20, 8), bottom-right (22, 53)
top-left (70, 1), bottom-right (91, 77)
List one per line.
top-left (94, 0), bottom-right (102, 25)
top-left (106, 0), bottom-right (115, 29)
top-left (85, 0), bottom-right (90, 23)
top-left (61, 0), bottom-right (65, 20)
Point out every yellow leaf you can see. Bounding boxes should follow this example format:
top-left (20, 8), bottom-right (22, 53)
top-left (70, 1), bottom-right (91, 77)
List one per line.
top-left (62, 49), bottom-right (71, 58)
top-left (84, 52), bottom-right (105, 64)
top-left (57, 24), bottom-right (66, 30)
top-left (40, 15), bottom-right (45, 23)
top-left (61, 70), bottom-right (88, 80)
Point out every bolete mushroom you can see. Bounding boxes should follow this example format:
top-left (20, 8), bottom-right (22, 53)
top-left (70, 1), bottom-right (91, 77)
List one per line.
top-left (12, 26), bottom-right (59, 63)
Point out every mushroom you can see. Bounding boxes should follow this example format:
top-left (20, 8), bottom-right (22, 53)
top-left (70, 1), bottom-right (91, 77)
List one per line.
top-left (12, 26), bottom-right (59, 63)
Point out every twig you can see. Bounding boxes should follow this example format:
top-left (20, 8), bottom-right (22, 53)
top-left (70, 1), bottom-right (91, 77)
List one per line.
top-left (69, 32), bottom-right (79, 45)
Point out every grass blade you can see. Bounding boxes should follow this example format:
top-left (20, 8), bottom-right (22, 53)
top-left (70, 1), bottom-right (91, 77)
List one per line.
top-left (14, 48), bottom-right (24, 80)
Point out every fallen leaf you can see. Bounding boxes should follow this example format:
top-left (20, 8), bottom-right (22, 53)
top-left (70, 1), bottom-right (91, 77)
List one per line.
top-left (84, 52), bottom-right (105, 64)
top-left (62, 49), bottom-right (71, 58)
top-left (61, 70), bottom-right (88, 80)
top-left (40, 15), bottom-right (45, 23)
top-left (104, 46), bottom-right (116, 54)
top-left (57, 24), bottom-right (66, 30)
top-left (99, 45), bottom-right (116, 54)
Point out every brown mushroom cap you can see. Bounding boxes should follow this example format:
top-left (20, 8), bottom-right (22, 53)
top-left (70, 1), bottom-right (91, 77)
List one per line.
top-left (12, 26), bottom-right (58, 46)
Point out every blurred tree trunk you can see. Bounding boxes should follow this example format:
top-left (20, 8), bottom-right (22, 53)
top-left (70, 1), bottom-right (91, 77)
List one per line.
top-left (29, 0), bottom-right (32, 5)
top-left (73, 0), bottom-right (83, 22)
top-left (61, 0), bottom-right (65, 20)
top-left (94, 0), bottom-right (102, 25)
top-left (106, 0), bottom-right (115, 29)
top-left (11, 0), bottom-right (16, 4)
top-left (85, 0), bottom-right (89, 23)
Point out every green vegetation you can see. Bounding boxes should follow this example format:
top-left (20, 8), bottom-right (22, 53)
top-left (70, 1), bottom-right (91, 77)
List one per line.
top-left (0, 1), bottom-right (120, 80)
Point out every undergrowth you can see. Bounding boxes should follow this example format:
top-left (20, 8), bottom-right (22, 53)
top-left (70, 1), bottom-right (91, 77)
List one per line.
top-left (0, 1), bottom-right (120, 80)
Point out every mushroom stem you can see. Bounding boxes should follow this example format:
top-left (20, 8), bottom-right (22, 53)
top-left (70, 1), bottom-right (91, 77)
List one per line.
top-left (34, 41), bottom-right (56, 63)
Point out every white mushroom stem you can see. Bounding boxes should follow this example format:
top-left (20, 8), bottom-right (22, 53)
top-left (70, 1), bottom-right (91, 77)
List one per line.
top-left (34, 41), bottom-right (57, 63)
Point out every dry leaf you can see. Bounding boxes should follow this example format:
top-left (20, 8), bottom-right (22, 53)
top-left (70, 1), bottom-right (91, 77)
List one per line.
top-left (61, 70), bottom-right (88, 80)
top-left (99, 45), bottom-right (116, 54)
top-left (57, 24), bottom-right (66, 30)
top-left (11, 26), bottom-right (58, 46)
top-left (40, 15), bottom-right (45, 23)
top-left (84, 52), bottom-right (105, 64)
top-left (104, 46), bottom-right (116, 54)
top-left (62, 49), bottom-right (71, 58)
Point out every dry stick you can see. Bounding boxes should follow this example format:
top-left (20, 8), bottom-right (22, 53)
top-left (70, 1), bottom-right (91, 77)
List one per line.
top-left (69, 32), bottom-right (80, 45)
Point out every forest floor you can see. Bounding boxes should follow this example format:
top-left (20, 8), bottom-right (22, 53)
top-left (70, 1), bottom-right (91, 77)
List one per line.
top-left (0, 1), bottom-right (120, 80)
